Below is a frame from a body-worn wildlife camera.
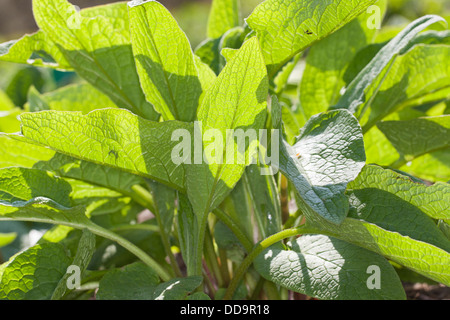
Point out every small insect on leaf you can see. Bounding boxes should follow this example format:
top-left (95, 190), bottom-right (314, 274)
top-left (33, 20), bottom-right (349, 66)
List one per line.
top-left (304, 30), bottom-right (313, 35)
top-left (108, 149), bottom-right (119, 159)
top-left (296, 152), bottom-right (302, 159)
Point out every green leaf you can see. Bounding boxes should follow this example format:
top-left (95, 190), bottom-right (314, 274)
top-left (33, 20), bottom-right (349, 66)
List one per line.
top-left (0, 31), bottom-right (71, 69)
top-left (0, 135), bottom-right (144, 197)
top-left (305, 205), bottom-right (450, 285)
top-left (0, 243), bottom-right (72, 300)
top-left (377, 115), bottom-right (450, 163)
top-left (245, 164), bottom-right (282, 238)
top-left (26, 83), bottom-right (116, 114)
top-left (360, 45), bottom-right (450, 131)
top-left (129, 0), bottom-right (204, 122)
top-left (348, 165), bottom-right (450, 221)
top-left (332, 15), bottom-right (446, 115)
top-left (185, 36), bottom-right (268, 220)
top-left (151, 276), bottom-right (203, 300)
top-left (51, 228), bottom-right (96, 300)
top-left (32, 0), bottom-right (158, 120)
top-left (347, 166), bottom-right (450, 251)
top-left (246, 0), bottom-right (378, 76)
top-left (0, 108), bottom-right (21, 134)
top-left (299, 7), bottom-right (383, 119)
top-left (195, 38), bottom-right (223, 75)
top-left (207, 0), bottom-right (240, 39)
top-left (0, 167), bottom-right (72, 207)
top-left (175, 193), bottom-right (199, 276)
top-left (255, 234), bottom-right (406, 300)
top-left (17, 109), bottom-right (192, 191)
top-left (96, 262), bottom-right (160, 300)
top-left (276, 109), bottom-right (366, 224)
top-left (97, 261), bottom-right (202, 300)
top-left (398, 150), bottom-right (450, 183)
top-left (0, 233), bottom-right (16, 248)
top-left (147, 180), bottom-right (176, 235)
top-left (0, 89), bottom-right (16, 111)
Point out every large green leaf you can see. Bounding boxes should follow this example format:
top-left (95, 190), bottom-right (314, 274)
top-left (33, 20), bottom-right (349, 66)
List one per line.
top-left (0, 167), bottom-right (72, 207)
top-left (51, 228), bottom-right (96, 300)
top-left (303, 173), bottom-right (450, 286)
top-left (26, 83), bottom-right (116, 114)
top-left (96, 262), bottom-right (202, 300)
top-left (299, 5), bottom-right (385, 119)
top-left (0, 242), bottom-right (72, 300)
top-left (347, 166), bottom-right (450, 251)
top-left (0, 135), bottom-right (144, 197)
top-left (245, 164), bottom-right (282, 238)
top-left (277, 110), bottom-right (366, 225)
top-left (0, 31), bottom-right (71, 69)
top-left (347, 165), bottom-right (450, 221)
top-left (207, 0), bottom-right (240, 39)
top-left (360, 45), bottom-right (450, 131)
top-left (255, 234), bottom-right (406, 300)
top-left (246, 0), bottom-right (378, 76)
top-left (16, 109), bottom-right (191, 191)
top-left (129, 0), bottom-right (204, 122)
top-left (377, 115), bottom-right (450, 164)
top-left (31, 0), bottom-right (158, 120)
top-left (332, 15), bottom-right (446, 115)
top-left (185, 36), bottom-right (268, 221)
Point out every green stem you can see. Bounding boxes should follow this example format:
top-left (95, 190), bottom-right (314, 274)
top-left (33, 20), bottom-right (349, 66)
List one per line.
top-left (91, 224), bottom-right (172, 282)
top-left (279, 174), bottom-right (289, 225)
top-left (219, 248), bottom-right (230, 287)
top-left (0, 216), bottom-right (172, 282)
top-left (132, 184), bottom-right (182, 278)
top-left (204, 225), bottom-right (224, 287)
top-left (212, 207), bottom-right (253, 252)
top-left (223, 225), bottom-right (317, 300)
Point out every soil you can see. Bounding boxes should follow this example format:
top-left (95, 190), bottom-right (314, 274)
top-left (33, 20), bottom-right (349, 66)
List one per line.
top-left (403, 283), bottom-right (450, 300)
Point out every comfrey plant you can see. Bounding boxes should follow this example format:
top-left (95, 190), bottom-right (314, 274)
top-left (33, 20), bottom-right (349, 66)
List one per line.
top-left (0, 0), bottom-right (448, 300)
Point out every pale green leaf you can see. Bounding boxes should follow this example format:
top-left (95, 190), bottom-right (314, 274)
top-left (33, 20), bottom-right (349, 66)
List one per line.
top-left (332, 15), bottom-right (446, 115)
top-left (26, 83), bottom-right (116, 114)
top-left (299, 6), bottom-right (384, 119)
top-left (32, 0), bottom-right (158, 120)
top-left (129, 0), bottom-right (203, 122)
top-left (360, 45), bottom-right (450, 131)
top-left (186, 36), bottom-right (268, 221)
top-left (0, 135), bottom-right (144, 197)
top-left (305, 204), bottom-right (450, 285)
top-left (347, 166), bottom-right (450, 249)
top-left (17, 109), bottom-right (191, 191)
top-left (207, 0), bottom-right (240, 39)
top-left (0, 31), bottom-right (71, 69)
top-left (247, 0), bottom-right (378, 76)
top-left (0, 233), bottom-right (16, 248)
